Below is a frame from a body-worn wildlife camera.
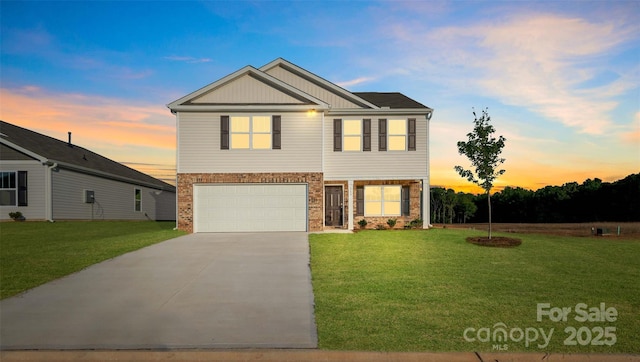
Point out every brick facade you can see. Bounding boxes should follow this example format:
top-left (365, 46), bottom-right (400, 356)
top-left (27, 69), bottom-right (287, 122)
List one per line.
top-left (177, 172), bottom-right (324, 233)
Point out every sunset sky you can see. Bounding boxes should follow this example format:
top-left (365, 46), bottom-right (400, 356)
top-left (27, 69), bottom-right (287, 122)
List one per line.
top-left (1, 1), bottom-right (638, 193)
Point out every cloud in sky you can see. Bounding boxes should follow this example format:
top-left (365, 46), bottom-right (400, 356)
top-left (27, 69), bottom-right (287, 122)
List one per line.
top-left (335, 77), bottom-right (375, 88)
top-left (164, 55), bottom-right (213, 64)
top-left (382, 11), bottom-right (638, 135)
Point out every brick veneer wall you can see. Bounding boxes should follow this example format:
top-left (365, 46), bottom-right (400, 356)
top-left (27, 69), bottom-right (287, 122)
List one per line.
top-left (177, 172), bottom-right (324, 233)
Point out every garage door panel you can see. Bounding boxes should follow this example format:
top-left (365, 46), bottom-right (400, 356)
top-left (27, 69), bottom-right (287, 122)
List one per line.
top-left (194, 184), bottom-right (307, 232)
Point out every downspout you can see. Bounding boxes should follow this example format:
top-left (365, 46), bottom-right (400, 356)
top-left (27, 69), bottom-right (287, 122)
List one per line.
top-left (45, 162), bottom-right (58, 222)
top-left (173, 111), bottom-right (180, 231)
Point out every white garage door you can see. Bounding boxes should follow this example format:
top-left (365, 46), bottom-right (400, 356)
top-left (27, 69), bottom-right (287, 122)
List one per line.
top-left (194, 184), bottom-right (308, 232)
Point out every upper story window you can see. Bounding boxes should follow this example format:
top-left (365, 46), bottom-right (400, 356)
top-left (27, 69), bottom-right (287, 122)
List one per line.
top-left (388, 119), bottom-right (407, 151)
top-left (0, 171), bottom-right (27, 206)
top-left (221, 115), bottom-right (281, 150)
top-left (231, 116), bottom-right (271, 149)
top-left (343, 120), bottom-right (362, 151)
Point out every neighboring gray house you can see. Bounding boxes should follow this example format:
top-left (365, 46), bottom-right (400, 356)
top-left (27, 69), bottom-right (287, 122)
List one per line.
top-left (0, 121), bottom-right (176, 221)
top-left (168, 58), bottom-right (433, 233)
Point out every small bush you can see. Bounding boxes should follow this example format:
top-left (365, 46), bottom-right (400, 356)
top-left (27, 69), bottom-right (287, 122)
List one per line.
top-left (409, 218), bottom-right (423, 229)
top-left (375, 224), bottom-right (387, 230)
top-left (387, 218), bottom-right (397, 229)
top-left (358, 219), bottom-right (368, 229)
top-left (8, 212), bottom-right (24, 221)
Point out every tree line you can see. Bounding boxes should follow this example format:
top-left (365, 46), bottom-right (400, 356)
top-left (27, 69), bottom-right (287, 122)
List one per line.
top-left (431, 173), bottom-right (640, 224)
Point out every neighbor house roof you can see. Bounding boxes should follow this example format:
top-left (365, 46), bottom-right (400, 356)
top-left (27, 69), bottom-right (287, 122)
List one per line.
top-left (353, 92), bottom-right (429, 109)
top-left (0, 121), bottom-right (175, 191)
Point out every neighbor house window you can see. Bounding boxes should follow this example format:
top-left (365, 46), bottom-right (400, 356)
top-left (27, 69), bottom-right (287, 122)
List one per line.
top-left (364, 185), bottom-right (401, 216)
top-left (230, 116), bottom-right (271, 149)
top-left (0, 171), bottom-right (27, 206)
top-left (134, 188), bottom-right (141, 212)
top-left (388, 119), bottom-right (407, 151)
top-left (343, 120), bottom-right (362, 151)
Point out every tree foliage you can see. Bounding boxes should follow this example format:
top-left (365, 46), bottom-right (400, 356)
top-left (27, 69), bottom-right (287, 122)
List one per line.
top-left (454, 108), bottom-right (506, 239)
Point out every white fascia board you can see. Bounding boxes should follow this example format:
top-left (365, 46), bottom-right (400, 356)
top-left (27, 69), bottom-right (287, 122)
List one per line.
top-left (323, 176), bottom-right (428, 181)
top-left (259, 58), bottom-right (381, 110)
top-left (170, 104), bottom-right (329, 112)
top-left (0, 139), bottom-right (48, 163)
top-left (167, 65), bottom-right (330, 110)
top-left (327, 108), bottom-right (433, 117)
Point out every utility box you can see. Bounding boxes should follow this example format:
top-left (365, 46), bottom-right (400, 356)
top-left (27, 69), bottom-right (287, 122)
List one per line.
top-left (84, 190), bottom-right (95, 203)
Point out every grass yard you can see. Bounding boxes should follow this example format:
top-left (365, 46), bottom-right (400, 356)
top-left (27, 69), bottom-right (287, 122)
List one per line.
top-left (0, 221), bottom-right (185, 299)
top-left (309, 229), bottom-right (640, 353)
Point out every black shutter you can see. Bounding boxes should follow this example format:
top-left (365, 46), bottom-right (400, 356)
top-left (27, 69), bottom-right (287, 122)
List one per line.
top-left (220, 115), bottom-right (229, 150)
top-left (356, 186), bottom-right (364, 216)
top-left (363, 119), bottom-right (371, 151)
top-left (18, 171), bottom-right (28, 206)
top-left (378, 119), bottom-right (387, 151)
top-left (408, 118), bottom-right (416, 151)
top-left (402, 185), bottom-right (410, 216)
top-left (272, 115), bottom-right (281, 149)
top-left (333, 119), bottom-right (342, 151)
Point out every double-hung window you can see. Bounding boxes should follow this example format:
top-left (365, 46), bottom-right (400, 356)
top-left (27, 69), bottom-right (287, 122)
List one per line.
top-left (230, 116), bottom-right (272, 149)
top-left (134, 188), bottom-right (141, 212)
top-left (364, 185), bottom-right (401, 216)
top-left (0, 171), bottom-right (27, 206)
top-left (388, 119), bottom-right (407, 151)
top-left (343, 119), bottom-right (362, 151)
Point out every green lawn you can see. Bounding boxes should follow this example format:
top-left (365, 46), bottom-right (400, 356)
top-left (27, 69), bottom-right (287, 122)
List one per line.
top-left (0, 221), bottom-right (185, 299)
top-left (309, 229), bottom-right (640, 353)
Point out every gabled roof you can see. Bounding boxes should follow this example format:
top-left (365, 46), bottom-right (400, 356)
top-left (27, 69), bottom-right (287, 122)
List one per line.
top-left (354, 92), bottom-right (431, 110)
top-left (0, 121), bottom-right (175, 191)
top-left (259, 58), bottom-right (380, 109)
top-left (167, 65), bottom-right (329, 112)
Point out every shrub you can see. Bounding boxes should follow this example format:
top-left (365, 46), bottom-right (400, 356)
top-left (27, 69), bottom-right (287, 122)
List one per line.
top-left (387, 218), bottom-right (397, 229)
top-left (375, 224), bottom-right (387, 230)
top-left (358, 219), bottom-right (368, 229)
top-left (409, 218), bottom-right (423, 229)
top-left (8, 211), bottom-right (25, 221)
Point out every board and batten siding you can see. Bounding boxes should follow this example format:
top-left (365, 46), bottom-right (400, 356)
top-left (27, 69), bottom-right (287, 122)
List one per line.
top-left (323, 115), bottom-right (429, 180)
top-left (191, 73), bottom-right (305, 105)
top-left (0, 160), bottom-right (47, 220)
top-left (178, 112), bottom-right (323, 173)
top-left (264, 66), bottom-right (362, 109)
top-left (51, 168), bottom-right (175, 220)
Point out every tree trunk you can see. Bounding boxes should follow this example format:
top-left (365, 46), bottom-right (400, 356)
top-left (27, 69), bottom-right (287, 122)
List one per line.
top-left (487, 191), bottom-right (492, 239)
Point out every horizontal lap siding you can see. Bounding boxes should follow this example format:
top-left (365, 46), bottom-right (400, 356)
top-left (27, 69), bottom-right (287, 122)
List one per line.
top-left (324, 115), bottom-right (429, 179)
top-left (52, 168), bottom-right (175, 220)
top-left (0, 161), bottom-right (46, 220)
top-left (178, 112), bottom-right (322, 173)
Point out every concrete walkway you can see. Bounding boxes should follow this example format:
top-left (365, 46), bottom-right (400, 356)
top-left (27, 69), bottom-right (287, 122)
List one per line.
top-left (0, 232), bottom-right (317, 350)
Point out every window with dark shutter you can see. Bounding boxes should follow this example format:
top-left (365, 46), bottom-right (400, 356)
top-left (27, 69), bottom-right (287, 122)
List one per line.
top-left (363, 119), bottom-right (371, 151)
top-left (333, 119), bottom-right (342, 151)
top-left (378, 119), bottom-right (387, 151)
top-left (408, 118), bottom-right (416, 151)
top-left (356, 186), bottom-right (364, 216)
top-left (220, 115), bottom-right (230, 150)
top-left (401, 185), bottom-right (410, 216)
top-left (272, 115), bottom-right (281, 149)
top-left (18, 171), bottom-right (27, 206)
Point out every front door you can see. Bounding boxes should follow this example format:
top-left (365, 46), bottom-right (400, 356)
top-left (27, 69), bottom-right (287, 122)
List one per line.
top-left (325, 186), bottom-right (343, 227)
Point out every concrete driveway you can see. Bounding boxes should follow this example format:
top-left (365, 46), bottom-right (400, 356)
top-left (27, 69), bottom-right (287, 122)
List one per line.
top-left (0, 232), bottom-right (317, 349)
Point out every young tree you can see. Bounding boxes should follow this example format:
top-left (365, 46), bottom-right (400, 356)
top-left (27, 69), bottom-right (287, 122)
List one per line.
top-left (455, 108), bottom-right (506, 239)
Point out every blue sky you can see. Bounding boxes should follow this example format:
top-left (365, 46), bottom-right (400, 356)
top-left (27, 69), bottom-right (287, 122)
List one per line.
top-left (1, 1), bottom-right (638, 191)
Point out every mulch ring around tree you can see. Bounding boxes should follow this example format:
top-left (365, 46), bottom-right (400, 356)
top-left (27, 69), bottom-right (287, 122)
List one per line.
top-left (466, 236), bottom-right (522, 247)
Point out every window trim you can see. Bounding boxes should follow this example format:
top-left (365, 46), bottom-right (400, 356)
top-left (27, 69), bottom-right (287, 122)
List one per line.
top-left (364, 185), bottom-right (402, 217)
top-left (228, 115), bottom-right (275, 150)
top-left (0, 171), bottom-right (17, 206)
top-left (388, 119), bottom-right (407, 151)
top-left (0, 171), bottom-right (27, 207)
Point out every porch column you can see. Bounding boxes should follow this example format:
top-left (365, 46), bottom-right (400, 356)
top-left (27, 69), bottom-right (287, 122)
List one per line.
top-left (422, 178), bottom-right (430, 229)
top-left (347, 179), bottom-right (354, 230)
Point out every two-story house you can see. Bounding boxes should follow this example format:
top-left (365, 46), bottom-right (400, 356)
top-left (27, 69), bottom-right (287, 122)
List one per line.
top-left (168, 58), bottom-right (433, 232)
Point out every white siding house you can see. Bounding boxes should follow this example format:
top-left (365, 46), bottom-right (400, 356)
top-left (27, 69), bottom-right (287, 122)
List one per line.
top-left (0, 121), bottom-right (175, 222)
top-left (168, 58), bottom-right (433, 233)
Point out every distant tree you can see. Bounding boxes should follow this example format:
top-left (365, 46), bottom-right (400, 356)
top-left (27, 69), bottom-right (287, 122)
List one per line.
top-left (455, 108), bottom-right (506, 239)
top-left (455, 192), bottom-right (477, 223)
